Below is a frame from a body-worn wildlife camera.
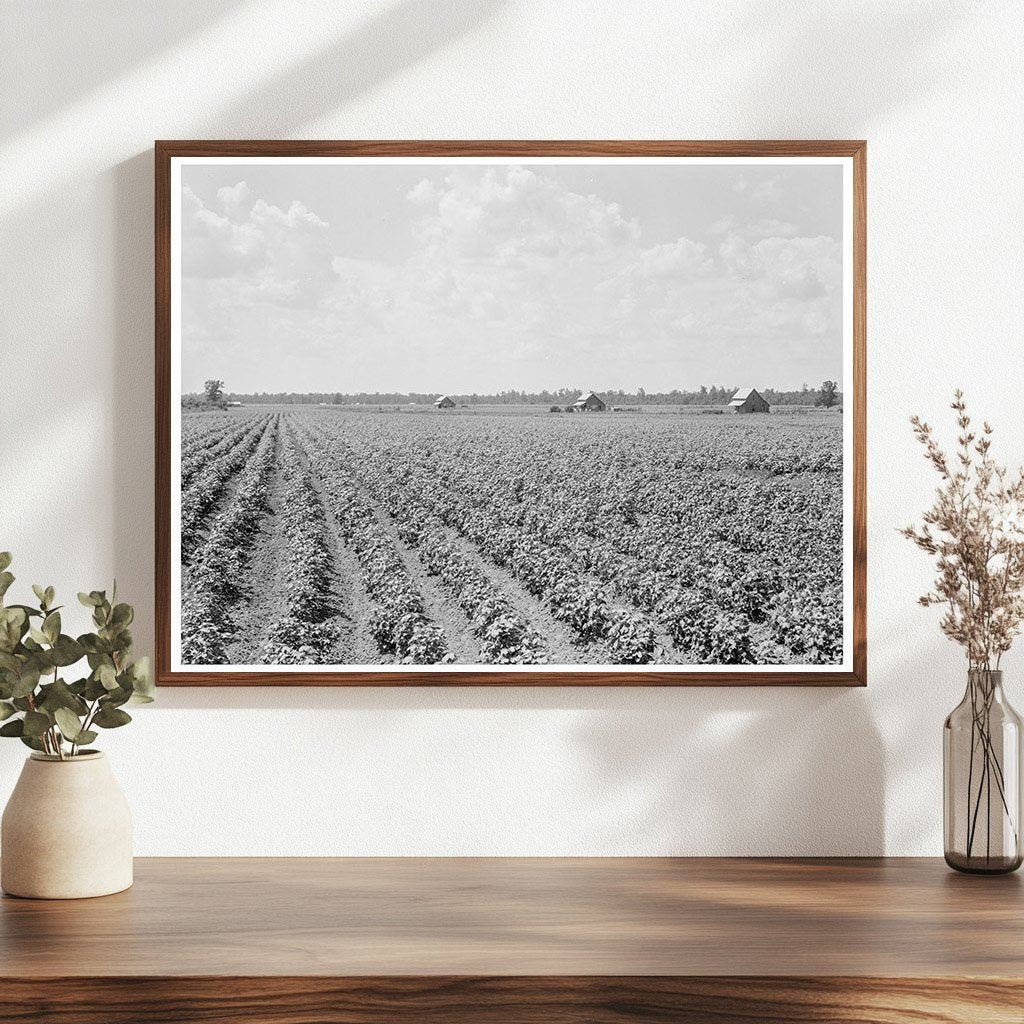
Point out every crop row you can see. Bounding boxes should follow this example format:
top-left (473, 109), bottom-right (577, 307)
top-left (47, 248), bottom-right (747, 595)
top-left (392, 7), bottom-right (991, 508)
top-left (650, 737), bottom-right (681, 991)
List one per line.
top-left (334, 433), bottom-right (659, 664)
top-left (478, 469), bottom-right (836, 664)
top-left (258, 426), bottom-right (339, 665)
top-left (180, 415), bottom-right (273, 563)
top-left (292, 426), bottom-right (447, 664)
top-left (180, 409), bottom-right (237, 441)
top-left (433, 497), bottom-right (659, 664)
top-left (181, 415), bottom-right (265, 490)
top-left (542, 480), bottom-right (842, 663)
top-left (341, 417), bottom-right (841, 665)
top-left (505, 481), bottom-right (836, 664)
top-left (309, 431), bottom-right (549, 665)
top-left (181, 416), bottom-right (279, 664)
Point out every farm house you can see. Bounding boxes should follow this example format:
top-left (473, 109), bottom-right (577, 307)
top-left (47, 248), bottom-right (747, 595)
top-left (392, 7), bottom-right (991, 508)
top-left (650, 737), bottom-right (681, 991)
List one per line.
top-left (433, 395), bottom-right (456, 409)
top-left (728, 387), bottom-right (770, 414)
top-left (573, 391), bottom-right (607, 412)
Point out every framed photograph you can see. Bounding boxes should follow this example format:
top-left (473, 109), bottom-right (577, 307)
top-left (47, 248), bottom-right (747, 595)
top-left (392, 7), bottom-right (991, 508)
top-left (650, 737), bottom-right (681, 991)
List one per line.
top-left (156, 141), bottom-right (866, 686)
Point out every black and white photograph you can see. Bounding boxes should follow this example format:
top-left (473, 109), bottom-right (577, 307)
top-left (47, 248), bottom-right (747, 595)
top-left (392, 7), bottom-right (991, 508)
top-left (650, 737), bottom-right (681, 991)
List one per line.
top-left (165, 148), bottom-right (859, 679)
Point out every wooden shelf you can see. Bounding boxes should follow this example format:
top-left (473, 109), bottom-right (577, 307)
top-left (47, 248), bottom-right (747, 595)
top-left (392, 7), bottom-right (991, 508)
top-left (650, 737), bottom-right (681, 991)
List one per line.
top-left (2, 857), bottom-right (1021, 1022)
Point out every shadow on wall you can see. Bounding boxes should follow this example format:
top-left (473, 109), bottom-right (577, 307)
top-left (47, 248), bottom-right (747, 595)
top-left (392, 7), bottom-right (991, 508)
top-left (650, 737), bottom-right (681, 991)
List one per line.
top-left (112, 151), bottom-right (156, 656)
top-left (0, 1), bottom-right (243, 139)
top-left (573, 687), bottom-right (884, 856)
top-left (148, 679), bottom-right (886, 856)
top-left (208, 0), bottom-right (508, 137)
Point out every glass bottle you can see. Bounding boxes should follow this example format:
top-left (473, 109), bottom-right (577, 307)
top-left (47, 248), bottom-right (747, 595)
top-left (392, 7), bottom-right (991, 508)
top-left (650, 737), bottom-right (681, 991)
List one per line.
top-left (944, 669), bottom-right (1022, 873)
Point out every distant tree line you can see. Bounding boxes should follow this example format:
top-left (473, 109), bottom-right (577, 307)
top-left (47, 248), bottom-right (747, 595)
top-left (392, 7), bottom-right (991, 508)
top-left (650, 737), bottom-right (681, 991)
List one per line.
top-left (182, 379), bottom-right (228, 411)
top-left (207, 382), bottom-right (842, 407)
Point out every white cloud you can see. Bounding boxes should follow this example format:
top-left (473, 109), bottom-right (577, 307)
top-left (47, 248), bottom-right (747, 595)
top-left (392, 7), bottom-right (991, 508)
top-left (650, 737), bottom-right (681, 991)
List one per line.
top-left (181, 185), bottom-right (263, 277)
top-left (406, 179), bottom-right (440, 206)
top-left (410, 166), bottom-right (641, 264)
top-left (181, 166), bottom-right (843, 393)
top-left (181, 184), bottom-right (335, 307)
top-left (722, 234), bottom-right (839, 301)
top-left (632, 239), bottom-right (712, 279)
top-left (217, 180), bottom-right (251, 213)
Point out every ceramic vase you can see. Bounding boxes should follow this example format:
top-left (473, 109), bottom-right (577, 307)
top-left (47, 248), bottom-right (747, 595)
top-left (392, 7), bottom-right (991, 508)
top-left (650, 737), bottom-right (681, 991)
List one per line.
top-left (1, 751), bottom-right (133, 898)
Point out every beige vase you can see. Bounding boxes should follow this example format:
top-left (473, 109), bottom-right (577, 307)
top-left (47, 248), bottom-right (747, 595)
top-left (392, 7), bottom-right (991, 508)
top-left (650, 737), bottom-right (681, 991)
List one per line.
top-left (1, 751), bottom-right (133, 899)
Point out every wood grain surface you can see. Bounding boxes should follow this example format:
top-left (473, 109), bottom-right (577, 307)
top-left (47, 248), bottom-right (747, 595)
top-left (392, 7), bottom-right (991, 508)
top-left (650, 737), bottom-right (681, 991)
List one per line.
top-left (2, 857), bottom-right (1020, 1023)
top-left (1, 976), bottom-right (1022, 1024)
top-left (154, 139), bottom-right (867, 688)
top-left (3, 856), bottom-right (1021, 977)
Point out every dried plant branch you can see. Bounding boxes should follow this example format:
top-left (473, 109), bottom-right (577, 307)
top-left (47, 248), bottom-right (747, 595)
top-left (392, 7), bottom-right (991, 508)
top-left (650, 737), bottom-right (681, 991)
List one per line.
top-left (903, 390), bottom-right (1024, 671)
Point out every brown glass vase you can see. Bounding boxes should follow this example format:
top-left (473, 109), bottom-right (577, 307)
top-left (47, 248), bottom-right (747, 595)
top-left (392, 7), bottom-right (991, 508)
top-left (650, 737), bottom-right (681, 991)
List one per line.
top-left (944, 669), bottom-right (1022, 873)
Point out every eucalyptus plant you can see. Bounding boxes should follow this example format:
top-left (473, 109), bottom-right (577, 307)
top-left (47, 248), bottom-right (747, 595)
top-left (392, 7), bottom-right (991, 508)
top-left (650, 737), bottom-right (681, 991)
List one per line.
top-left (0, 553), bottom-right (153, 759)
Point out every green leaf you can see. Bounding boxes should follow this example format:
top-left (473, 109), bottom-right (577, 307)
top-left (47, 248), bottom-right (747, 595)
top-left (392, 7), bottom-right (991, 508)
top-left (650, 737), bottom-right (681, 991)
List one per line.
top-left (83, 675), bottom-right (107, 701)
top-left (0, 701), bottom-right (16, 721)
top-left (11, 666), bottom-right (41, 699)
top-left (53, 707), bottom-right (84, 741)
top-left (19, 735), bottom-right (45, 752)
top-left (110, 603), bottom-right (133, 629)
top-left (127, 656), bottom-right (155, 703)
top-left (93, 705), bottom-right (131, 729)
top-left (49, 635), bottom-right (85, 667)
top-left (22, 711), bottom-right (50, 738)
top-left (81, 635), bottom-right (112, 656)
top-left (0, 607), bottom-right (26, 651)
top-left (98, 663), bottom-right (118, 690)
top-left (0, 719), bottom-right (24, 738)
top-left (74, 730), bottom-right (97, 747)
top-left (28, 627), bottom-right (49, 646)
top-left (78, 592), bottom-right (100, 608)
top-left (0, 553), bottom-right (11, 573)
top-left (104, 685), bottom-right (132, 708)
top-left (44, 586), bottom-right (55, 608)
top-left (0, 572), bottom-right (14, 601)
top-left (31, 584), bottom-right (47, 608)
top-left (7, 604), bottom-right (42, 619)
top-left (2, 607), bottom-right (26, 629)
top-left (42, 611), bottom-right (60, 644)
top-left (84, 643), bottom-right (116, 667)
top-left (36, 678), bottom-right (88, 716)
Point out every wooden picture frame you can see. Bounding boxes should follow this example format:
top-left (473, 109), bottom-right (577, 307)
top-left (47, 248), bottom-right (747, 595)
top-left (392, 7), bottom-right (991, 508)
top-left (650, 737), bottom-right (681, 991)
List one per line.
top-left (156, 140), bottom-right (866, 686)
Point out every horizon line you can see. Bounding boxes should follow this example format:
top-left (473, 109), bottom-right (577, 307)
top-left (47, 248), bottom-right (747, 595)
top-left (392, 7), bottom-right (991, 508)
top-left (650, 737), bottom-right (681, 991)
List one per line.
top-left (187, 383), bottom-right (842, 396)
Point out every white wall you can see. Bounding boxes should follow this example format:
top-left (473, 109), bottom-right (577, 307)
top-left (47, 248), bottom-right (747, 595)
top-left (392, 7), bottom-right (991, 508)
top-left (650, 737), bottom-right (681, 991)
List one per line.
top-left (1, 0), bottom-right (1022, 856)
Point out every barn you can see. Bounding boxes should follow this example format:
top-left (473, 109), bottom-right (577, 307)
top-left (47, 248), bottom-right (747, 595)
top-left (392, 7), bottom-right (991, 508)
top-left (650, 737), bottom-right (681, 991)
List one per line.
top-left (433, 395), bottom-right (456, 409)
top-left (573, 391), bottom-right (608, 412)
top-left (728, 387), bottom-right (770, 414)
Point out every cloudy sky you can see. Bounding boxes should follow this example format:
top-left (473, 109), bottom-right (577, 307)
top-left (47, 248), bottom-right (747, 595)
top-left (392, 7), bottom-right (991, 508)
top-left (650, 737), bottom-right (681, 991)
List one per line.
top-left (179, 160), bottom-right (844, 394)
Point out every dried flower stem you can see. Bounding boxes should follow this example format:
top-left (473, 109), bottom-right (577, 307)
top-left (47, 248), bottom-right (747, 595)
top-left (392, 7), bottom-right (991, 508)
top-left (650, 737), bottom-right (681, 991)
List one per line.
top-left (904, 391), bottom-right (1024, 864)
